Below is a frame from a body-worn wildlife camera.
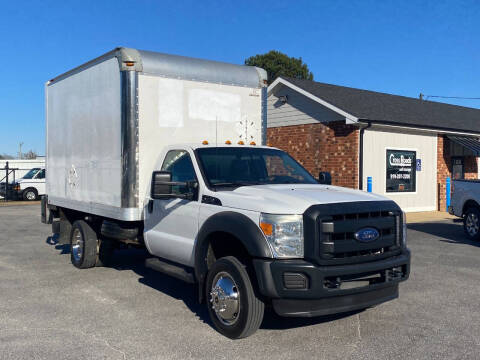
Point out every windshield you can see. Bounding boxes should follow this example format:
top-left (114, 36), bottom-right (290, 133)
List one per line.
top-left (196, 147), bottom-right (317, 188)
top-left (22, 168), bottom-right (41, 179)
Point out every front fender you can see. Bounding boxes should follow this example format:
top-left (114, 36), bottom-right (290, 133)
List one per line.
top-left (194, 211), bottom-right (272, 299)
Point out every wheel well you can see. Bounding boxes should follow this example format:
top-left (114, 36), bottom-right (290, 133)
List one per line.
top-left (197, 231), bottom-right (255, 303)
top-left (463, 200), bottom-right (480, 216)
top-left (206, 232), bottom-right (251, 268)
top-left (24, 187), bottom-right (38, 194)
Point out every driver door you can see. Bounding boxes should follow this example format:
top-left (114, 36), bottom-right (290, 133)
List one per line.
top-left (144, 150), bottom-right (200, 266)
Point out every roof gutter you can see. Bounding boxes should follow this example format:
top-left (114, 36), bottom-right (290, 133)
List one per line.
top-left (356, 119), bottom-right (480, 137)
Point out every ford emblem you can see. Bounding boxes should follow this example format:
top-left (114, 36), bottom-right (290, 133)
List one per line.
top-left (354, 227), bottom-right (380, 243)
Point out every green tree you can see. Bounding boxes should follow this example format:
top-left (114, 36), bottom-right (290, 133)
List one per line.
top-left (245, 50), bottom-right (314, 85)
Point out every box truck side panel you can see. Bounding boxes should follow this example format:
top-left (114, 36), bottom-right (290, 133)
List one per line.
top-left (137, 74), bottom-right (263, 204)
top-left (46, 58), bottom-right (122, 208)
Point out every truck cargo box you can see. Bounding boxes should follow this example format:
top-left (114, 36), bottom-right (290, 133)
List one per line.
top-left (46, 47), bottom-right (267, 221)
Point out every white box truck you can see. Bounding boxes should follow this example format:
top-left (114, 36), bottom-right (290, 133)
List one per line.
top-left (42, 48), bottom-right (410, 338)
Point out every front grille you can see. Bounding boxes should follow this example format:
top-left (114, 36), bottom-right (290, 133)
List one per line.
top-left (320, 210), bottom-right (400, 264)
top-left (303, 201), bottom-right (403, 266)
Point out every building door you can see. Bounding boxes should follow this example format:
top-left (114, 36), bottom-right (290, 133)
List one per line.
top-left (452, 157), bottom-right (464, 180)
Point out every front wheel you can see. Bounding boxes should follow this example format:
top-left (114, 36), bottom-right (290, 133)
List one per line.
top-left (464, 207), bottom-right (480, 241)
top-left (206, 256), bottom-right (264, 339)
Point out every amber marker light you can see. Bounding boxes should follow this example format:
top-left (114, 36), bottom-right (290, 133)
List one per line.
top-left (238, 141), bottom-right (245, 145)
top-left (225, 140), bottom-right (232, 145)
top-left (250, 141), bottom-right (256, 145)
top-left (125, 61), bottom-right (135, 67)
top-left (202, 140), bottom-right (209, 145)
top-left (259, 222), bottom-right (273, 236)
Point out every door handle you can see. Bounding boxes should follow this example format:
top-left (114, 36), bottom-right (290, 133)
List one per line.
top-left (148, 199), bottom-right (154, 213)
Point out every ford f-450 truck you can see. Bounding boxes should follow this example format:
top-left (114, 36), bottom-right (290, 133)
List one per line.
top-left (41, 48), bottom-right (410, 338)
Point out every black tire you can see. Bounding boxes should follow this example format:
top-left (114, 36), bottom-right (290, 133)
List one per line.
top-left (23, 188), bottom-right (38, 201)
top-left (70, 220), bottom-right (98, 269)
top-left (96, 238), bottom-right (115, 267)
top-left (464, 207), bottom-right (480, 241)
top-left (206, 256), bottom-right (264, 339)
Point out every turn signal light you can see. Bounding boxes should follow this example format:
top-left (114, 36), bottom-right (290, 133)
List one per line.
top-left (202, 140), bottom-right (209, 145)
top-left (259, 222), bottom-right (273, 236)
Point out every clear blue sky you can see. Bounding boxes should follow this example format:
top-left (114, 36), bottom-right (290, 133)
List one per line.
top-left (0, 0), bottom-right (479, 156)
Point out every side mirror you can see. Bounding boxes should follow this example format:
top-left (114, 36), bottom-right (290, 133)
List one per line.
top-left (318, 171), bottom-right (332, 185)
top-left (151, 171), bottom-right (173, 199)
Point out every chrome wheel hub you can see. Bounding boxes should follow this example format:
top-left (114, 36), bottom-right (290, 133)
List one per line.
top-left (26, 191), bottom-right (35, 200)
top-left (72, 228), bottom-right (84, 262)
top-left (466, 213), bottom-right (479, 236)
top-left (209, 272), bottom-right (240, 325)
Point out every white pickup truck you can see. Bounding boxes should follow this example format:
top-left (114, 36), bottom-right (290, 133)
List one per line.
top-left (41, 48), bottom-right (410, 338)
top-left (449, 179), bottom-right (480, 240)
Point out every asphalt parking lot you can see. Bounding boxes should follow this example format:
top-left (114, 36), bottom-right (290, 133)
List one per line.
top-left (1, 205), bottom-right (480, 359)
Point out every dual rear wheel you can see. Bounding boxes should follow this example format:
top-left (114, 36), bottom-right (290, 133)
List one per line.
top-left (70, 220), bottom-right (114, 268)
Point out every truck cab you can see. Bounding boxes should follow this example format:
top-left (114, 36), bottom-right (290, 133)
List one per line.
top-left (141, 143), bottom-right (410, 338)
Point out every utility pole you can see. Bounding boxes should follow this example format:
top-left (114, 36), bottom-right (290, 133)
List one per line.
top-left (18, 142), bottom-right (24, 159)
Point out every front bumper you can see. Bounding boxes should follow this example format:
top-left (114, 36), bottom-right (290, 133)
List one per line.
top-left (253, 250), bottom-right (410, 317)
top-left (0, 189), bottom-right (21, 200)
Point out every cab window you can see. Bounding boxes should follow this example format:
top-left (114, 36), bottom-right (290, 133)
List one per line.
top-left (161, 150), bottom-right (197, 196)
top-left (35, 169), bottom-right (45, 179)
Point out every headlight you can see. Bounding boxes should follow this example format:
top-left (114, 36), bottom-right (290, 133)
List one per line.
top-left (401, 211), bottom-right (407, 248)
top-left (259, 213), bottom-right (304, 258)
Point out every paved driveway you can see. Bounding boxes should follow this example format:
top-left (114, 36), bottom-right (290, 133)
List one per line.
top-left (1, 205), bottom-right (479, 359)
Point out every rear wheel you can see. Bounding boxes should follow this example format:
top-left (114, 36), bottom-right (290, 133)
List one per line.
top-left (23, 188), bottom-right (38, 201)
top-left (70, 220), bottom-right (99, 269)
top-left (464, 207), bottom-right (480, 241)
top-left (206, 256), bottom-right (264, 339)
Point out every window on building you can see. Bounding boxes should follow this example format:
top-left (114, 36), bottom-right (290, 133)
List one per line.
top-left (452, 157), bottom-right (464, 180)
top-left (386, 149), bottom-right (416, 193)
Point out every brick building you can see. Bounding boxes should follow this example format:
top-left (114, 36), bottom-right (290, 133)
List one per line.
top-left (267, 77), bottom-right (480, 212)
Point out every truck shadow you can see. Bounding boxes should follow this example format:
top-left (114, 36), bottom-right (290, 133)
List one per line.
top-left (110, 248), bottom-right (361, 331)
top-left (407, 221), bottom-right (480, 247)
top-left (45, 236), bottom-right (367, 332)
top-left (45, 234), bottom-right (71, 254)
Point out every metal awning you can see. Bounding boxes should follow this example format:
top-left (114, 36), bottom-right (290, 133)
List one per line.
top-left (447, 136), bottom-right (480, 156)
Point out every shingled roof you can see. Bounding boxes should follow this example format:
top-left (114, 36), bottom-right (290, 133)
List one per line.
top-left (276, 77), bottom-right (480, 134)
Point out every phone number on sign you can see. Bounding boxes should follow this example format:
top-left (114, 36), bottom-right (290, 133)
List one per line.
top-left (390, 174), bottom-right (411, 180)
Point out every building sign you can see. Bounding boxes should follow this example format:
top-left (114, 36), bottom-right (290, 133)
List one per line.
top-left (386, 150), bottom-right (416, 193)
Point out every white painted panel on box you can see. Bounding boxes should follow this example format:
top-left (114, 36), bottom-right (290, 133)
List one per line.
top-left (188, 89), bottom-right (241, 123)
top-left (158, 77), bottom-right (184, 127)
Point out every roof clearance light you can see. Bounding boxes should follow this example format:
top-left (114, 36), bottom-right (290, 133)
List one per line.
top-left (238, 141), bottom-right (245, 145)
top-left (250, 141), bottom-right (256, 145)
top-left (125, 61), bottom-right (135, 67)
top-left (202, 140), bottom-right (209, 145)
top-left (225, 140), bottom-right (232, 145)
